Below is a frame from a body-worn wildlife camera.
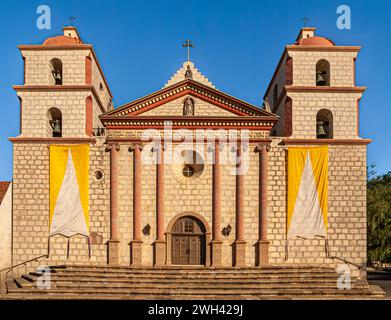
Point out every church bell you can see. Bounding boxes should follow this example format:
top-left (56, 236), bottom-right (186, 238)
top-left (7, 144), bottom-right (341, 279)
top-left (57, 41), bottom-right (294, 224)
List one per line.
top-left (50, 119), bottom-right (62, 137)
top-left (316, 120), bottom-right (327, 138)
top-left (316, 71), bottom-right (326, 86)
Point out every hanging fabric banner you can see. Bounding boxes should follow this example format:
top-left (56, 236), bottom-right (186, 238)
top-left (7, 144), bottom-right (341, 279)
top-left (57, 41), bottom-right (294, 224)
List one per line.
top-left (49, 145), bottom-right (90, 237)
top-left (287, 146), bottom-right (328, 239)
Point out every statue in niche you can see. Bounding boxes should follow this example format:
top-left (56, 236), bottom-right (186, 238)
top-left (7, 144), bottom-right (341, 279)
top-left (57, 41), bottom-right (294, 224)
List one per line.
top-left (184, 65), bottom-right (193, 79)
top-left (183, 97), bottom-right (194, 116)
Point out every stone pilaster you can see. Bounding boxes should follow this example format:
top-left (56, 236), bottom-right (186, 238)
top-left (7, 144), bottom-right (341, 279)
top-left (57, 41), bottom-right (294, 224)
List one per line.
top-left (154, 143), bottom-right (166, 266)
top-left (129, 143), bottom-right (143, 266)
top-left (211, 141), bottom-right (222, 267)
top-left (256, 144), bottom-right (271, 267)
top-left (106, 143), bottom-right (120, 266)
top-left (233, 143), bottom-right (246, 267)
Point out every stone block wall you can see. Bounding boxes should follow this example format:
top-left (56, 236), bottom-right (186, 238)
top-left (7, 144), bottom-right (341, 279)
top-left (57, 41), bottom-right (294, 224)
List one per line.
top-left (267, 142), bottom-right (367, 276)
top-left (91, 55), bottom-right (112, 110)
top-left (17, 90), bottom-right (91, 138)
top-left (114, 141), bottom-right (260, 267)
top-left (289, 50), bottom-right (357, 87)
top-left (10, 138), bottom-right (368, 276)
top-left (21, 49), bottom-right (90, 86)
top-left (11, 141), bottom-right (108, 272)
top-left (288, 91), bottom-right (361, 139)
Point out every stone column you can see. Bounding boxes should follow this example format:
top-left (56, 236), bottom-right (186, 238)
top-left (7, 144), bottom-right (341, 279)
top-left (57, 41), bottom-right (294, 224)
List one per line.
top-left (129, 143), bottom-right (143, 266)
top-left (211, 141), bottom-right (222, 267)
top-left (234, 143), bottom-right (246, 267)
top-left (256, 144), bottom-right (271, 267)
top-left (154, 143), bottom-right (166, 266)
top-left (106, 143), bottom-right (120, 265)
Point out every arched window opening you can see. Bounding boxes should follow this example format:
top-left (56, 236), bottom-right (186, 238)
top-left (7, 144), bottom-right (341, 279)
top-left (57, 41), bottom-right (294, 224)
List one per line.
top-left (273, 84), bottom-right (278, 108)
top-left (47, 107), bottom-right (62, 137)
top-left (316, 59), bottom-right (330, 86)
top-left (316, 109), bottom-right (333, 139)
top-left (50, 58), bottom-right (63, 85)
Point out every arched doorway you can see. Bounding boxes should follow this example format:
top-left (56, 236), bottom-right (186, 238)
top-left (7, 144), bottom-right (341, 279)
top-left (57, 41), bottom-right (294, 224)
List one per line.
top-left (171, 216), bottom-right (206, 265)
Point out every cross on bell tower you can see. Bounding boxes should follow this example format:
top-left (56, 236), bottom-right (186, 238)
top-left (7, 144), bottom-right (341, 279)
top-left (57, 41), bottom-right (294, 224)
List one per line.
top-left (182, 39), bottom-right (194, 62)
top-left (68, 16), bottom-right (76, 26)
top-left (301, 16), bottom-right (310, 27)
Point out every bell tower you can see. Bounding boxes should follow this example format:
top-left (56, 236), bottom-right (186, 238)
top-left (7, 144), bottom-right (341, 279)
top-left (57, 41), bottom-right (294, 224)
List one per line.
top-left (14, 26), bottom-right (113, 139)
top-left (10, 27), bottom-right (114, 266)
top-left (264, 27), bottom-right (365, 139)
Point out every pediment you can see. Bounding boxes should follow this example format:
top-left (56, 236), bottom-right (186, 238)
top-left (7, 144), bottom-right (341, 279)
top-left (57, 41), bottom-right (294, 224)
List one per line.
top-left (102, 79), bottom-right (276, 118)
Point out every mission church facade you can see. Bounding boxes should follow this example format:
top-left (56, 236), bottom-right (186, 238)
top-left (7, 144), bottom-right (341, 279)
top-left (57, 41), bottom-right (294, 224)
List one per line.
top-left (7, 26), bottom-right (369, 275)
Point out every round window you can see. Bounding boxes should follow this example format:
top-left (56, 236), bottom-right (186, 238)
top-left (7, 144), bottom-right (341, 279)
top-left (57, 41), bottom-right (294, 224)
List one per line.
top-left (182, 164), bottom-right (195, 178)
top-left (94, 170), bottom-right (104, 181)
top-left (172, 149), bottom-right (204, 183)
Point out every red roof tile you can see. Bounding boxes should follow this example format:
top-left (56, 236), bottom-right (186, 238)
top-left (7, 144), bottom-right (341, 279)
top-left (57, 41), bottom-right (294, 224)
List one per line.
top-left (0, 182), bottom-right (11, 205)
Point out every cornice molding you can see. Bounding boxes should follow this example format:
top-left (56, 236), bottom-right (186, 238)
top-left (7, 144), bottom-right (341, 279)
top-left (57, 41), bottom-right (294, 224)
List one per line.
top-left (101, 116), bottom-right (277, 130)
top-left (13, 85), bottom-right (106, 113)
top-left (106, 137), bottom-right (273, 144)
top-left (9, 137), bottom-right (97, 144)
top-left (285, 85), bottom-right (366, 94)
top-left (285, 45), bottom-right (361, 52)
top-left (282, 138), bottom-right (372, 145)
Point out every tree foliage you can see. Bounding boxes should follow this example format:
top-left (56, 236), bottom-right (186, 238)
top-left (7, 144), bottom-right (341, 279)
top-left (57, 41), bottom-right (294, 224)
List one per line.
top-left (367, 168), bottom-right (391, 266)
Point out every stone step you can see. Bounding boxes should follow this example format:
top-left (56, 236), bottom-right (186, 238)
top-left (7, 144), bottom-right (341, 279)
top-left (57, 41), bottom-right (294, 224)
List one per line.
top-left (6, 265), bottom-right (383, 299)
top-left (23, 276), bottom-right (341, 285)
top-left (52, 265), bottom-right (336, 274)
top-left (6, 286), bottom-right (377, 297)
top-left (49, 269), bottom-right (339, 278)
top-left (41, 272), bottom-right (338, 281)
top-left (3, 293), bottom-right (383, 300)
top-left (51, 282), bottom-right (346, 291)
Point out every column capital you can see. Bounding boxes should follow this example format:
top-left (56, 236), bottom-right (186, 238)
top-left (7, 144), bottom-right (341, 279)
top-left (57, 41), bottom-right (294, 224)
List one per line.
top-left (151, 142), bottom-right (167, 152)
top-left (255, 144), bottom-right (271, 152)
top-left (105, 143), bottom-right (120, 152)
top-left (231, 142), bottom-right (249, 153)
top-left (207, 141), bottom-right (224, 153)
top-left (128, 143), bottom-right (144, 152)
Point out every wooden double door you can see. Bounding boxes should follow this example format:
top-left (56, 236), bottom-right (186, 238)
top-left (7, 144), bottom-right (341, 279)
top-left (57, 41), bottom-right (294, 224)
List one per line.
top-left (171, 217), bottom-right (206, 265)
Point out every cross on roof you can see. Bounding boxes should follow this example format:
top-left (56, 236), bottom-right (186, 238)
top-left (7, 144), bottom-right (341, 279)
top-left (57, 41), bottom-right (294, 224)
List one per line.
top-left (301, 16), bottom-right (310, 27)
top-left (68, 16), bottom-right (76, 26)
top-left (182, 39), bottom-right (194, 62)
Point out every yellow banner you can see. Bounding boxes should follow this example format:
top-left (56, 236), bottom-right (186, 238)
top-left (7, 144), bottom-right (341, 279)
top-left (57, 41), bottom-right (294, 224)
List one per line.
top-left (49, 145), bottom-right (90, 235)
top-left (287, 146), bottom-right (328, 237)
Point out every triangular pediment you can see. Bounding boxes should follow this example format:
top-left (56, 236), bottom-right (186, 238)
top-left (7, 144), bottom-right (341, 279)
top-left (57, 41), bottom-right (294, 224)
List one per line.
top-left (102, 79), bottom-right (276, 118)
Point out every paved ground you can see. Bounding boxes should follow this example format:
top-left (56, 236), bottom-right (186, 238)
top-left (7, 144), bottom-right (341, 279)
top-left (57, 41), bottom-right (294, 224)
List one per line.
top-left (368, 270), bottom-right (391, 298)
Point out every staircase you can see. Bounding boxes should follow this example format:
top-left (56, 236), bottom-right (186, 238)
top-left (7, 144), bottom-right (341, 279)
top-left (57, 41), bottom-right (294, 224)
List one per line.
top-left (2, 265), bottom-right (385, 300)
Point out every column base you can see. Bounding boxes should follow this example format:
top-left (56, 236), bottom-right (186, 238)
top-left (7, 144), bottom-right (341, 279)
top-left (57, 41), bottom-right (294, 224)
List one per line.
top-left (153, 240), bottom-right (166, 266)
top-left (233, 240), bottom-right (246, 267)
top-left (256, 240), bottom-right (270, 267)
top-left (107, 239), bottom-right (120, 266)
top-left (211, 240), bottom-right (223, 267)
top-left (130, 240), bottom-right (143, 266)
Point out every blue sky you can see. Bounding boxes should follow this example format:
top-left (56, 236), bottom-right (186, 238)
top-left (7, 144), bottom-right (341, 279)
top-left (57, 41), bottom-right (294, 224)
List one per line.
top-left (0, 0), bottom-right (390, 180)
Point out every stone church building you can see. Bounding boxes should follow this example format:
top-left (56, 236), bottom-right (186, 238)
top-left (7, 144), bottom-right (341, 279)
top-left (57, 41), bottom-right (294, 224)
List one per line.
top-left (7, 26), bottom-right (369, 277)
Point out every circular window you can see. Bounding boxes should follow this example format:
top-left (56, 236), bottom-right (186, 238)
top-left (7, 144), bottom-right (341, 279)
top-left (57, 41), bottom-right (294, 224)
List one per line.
top-left (182, 164), bottom-right (195, 178)
top-left (173, 149), bottom-right (204, 183)
top-left (94, 170), bottom-right (104, 181)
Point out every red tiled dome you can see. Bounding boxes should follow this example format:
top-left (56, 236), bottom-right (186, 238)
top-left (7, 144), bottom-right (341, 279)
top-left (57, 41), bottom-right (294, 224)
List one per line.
top-left (297, 36), bottom-right (335, 47)
top-left (43, 35), bottom-right (83, 45)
